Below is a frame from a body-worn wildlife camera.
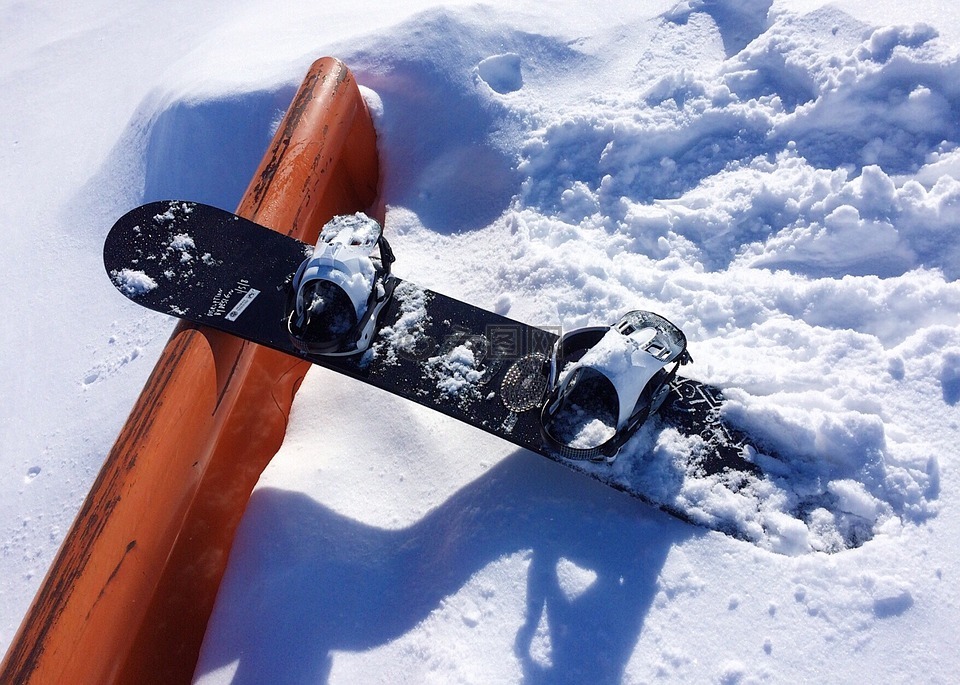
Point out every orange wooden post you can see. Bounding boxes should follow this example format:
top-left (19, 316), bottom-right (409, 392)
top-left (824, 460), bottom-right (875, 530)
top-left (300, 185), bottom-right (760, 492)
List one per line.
top-left (1, 57), bottom-right (380, 685)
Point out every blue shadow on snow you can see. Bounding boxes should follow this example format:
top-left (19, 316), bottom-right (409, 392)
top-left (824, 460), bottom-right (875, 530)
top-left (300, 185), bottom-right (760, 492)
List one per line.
top-left (143, 87), bottom-right (296, 211)
top-left (194, 451), bottom-right (693, 684)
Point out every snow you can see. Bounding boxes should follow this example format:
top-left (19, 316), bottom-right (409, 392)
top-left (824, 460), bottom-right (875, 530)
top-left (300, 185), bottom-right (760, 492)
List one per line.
top-left (374, 280), bottom-right (431, 364)
top-left (3, 0), bottom-right (960, 682)
top-left (168, 233), bottom-right (196, 251)
top-left (322, 212), bottom-right (383, 248)
top-left (427, 344), bottom-right (485, 397)
top-left (110, 268), bottom-right (158, 296)
top-left (559, 411), bottom-right (617, 449)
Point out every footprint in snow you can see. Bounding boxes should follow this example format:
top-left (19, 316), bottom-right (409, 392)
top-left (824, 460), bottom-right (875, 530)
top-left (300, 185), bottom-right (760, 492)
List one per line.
top-left (476, 53), bottom-right (523, 94)
top-left (940, 350), bottom-right (960, 405)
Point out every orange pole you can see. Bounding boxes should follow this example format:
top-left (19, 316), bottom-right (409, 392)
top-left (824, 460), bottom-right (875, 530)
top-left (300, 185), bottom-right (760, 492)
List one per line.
top-left (1, 57), bottom-right (380, 685)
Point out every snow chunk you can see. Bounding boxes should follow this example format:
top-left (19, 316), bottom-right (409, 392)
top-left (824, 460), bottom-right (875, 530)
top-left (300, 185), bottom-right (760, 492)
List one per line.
top-left (550, 404), bottom-right (616, 449)
top-left (555, 557), bottom-right (598, 601)
top-left (428, 344), bottom-right (484, 397)
top-left (322, 212), bottom-right (382, 248)
top-left (112, 268), bottom-right (158, 296)
top-left (857, 24), bottom-right (939, 62)
top-left (868, 576), bottom-right (915, 618)
top-left (828, 479), bottom-right (884, 520)
top-left (374, 281), bottom-right (430, 364)
top-left (153, 208), bottom-right (176, 223)
top-left (169, 233), bottom-right (195, 251)
top-left (716, 660), bottom-right (749, 685)
top-left (152, 201), bottom-right (193, 225)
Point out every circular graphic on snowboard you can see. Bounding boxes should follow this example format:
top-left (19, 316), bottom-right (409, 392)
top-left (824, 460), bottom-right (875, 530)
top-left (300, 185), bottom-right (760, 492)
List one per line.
top-left (500, 353), bottom-right (548, 412)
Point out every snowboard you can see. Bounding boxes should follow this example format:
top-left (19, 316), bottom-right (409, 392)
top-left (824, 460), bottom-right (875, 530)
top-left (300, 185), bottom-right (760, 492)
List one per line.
top-left (103, 201), bottom-right (780, 546)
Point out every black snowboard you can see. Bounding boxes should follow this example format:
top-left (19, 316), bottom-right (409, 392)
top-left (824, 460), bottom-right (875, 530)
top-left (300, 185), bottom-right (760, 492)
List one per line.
top-left (103, 201), bottom-right (785, 546)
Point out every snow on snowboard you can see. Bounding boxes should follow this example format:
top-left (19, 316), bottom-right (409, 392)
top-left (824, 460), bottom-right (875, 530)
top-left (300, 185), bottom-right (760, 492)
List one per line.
top-left (103, 201), bottom-right (856, 553)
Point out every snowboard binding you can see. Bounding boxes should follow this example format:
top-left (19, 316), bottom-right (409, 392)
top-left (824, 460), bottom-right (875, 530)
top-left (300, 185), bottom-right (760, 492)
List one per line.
top-left (287, 213), bottom-right (396, 357)
top-left (540, 311), bottom-right (692, 462)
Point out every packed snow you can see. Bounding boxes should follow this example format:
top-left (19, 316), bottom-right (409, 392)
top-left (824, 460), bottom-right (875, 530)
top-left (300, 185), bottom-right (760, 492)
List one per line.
top-left (322, 212), bottom-right (384, 249)
top-left (550, 403), bottom-right (618, 449)
top-left (168, 233), bottom-right (196, 252)
top-left (3, 0), bottom-right (960, 683)
top-left (373, 280), bottom-right (432, 364)
top-left (110, 268), bottom-right (158, 297)
top-left (427, 343), bottom-right (486, 398)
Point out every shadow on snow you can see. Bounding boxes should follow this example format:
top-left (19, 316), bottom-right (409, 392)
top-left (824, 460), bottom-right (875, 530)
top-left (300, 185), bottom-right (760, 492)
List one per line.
top-left (195, 451), bottom-right (693, 684)
top-left (142, 87), bottom-right (296, 211)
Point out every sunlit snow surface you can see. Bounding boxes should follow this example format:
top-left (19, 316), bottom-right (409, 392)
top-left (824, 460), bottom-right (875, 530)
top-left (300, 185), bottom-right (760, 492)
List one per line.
top-left (3, 0), bottom-right (960, 683)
